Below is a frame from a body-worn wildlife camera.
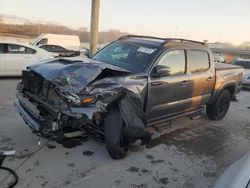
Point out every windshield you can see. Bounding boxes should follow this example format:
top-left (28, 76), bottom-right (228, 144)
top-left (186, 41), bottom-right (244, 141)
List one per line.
top-left (92, 41), bottom-right (159, 73)
top-left (233, 60), bottom-right (250, 69)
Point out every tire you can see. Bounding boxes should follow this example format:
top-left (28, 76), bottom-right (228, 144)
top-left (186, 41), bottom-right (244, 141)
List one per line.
top-left (206, 89), bottom-right (231, 120)
top-left (104, 108), bottom-right (127, 159)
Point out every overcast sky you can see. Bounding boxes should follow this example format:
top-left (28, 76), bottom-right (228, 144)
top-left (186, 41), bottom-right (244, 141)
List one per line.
top-left (1, 0), bottom-right (249, 44)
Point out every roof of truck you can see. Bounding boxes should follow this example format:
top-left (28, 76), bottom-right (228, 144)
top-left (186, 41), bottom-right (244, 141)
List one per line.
top-left (117, 35), bottom-right (205, 48)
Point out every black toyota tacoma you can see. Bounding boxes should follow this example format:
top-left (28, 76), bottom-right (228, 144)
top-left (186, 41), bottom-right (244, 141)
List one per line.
top-left (15, 35), bottom-right (244, 159)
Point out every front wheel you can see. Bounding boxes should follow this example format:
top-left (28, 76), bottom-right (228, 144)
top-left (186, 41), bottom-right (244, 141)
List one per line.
top-left (104, 108), bottom-right (127, 159)
top-left (206, 90), bottom-right (231, 120)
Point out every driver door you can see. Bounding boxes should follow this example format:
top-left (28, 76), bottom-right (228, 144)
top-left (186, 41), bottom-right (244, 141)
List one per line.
top-left (146, 50), bottom-right (189, 122)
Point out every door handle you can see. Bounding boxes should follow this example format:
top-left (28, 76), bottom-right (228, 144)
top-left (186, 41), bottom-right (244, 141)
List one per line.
top-left (180, 81), bottom-right (188, 85)
top-left (207, 77), bottom-right (213, 81)
top-left (151, 81), bottom-right (163, 86)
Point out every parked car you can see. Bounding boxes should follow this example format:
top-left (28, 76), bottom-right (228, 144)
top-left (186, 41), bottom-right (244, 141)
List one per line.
top-left (213, 152), bottom-right (250, 188)
top-left (15, 35), bottom-right (244, 159)
top-left (32, 34), bottom-right (80, 56)
top-left (39, 44), bottom-right (76, 57)
top-left (213, 53), bottom-right (225, 63)
top-left (0, 41), bottom-right (56, 76)
top-left (80, 47), bottom-right (90, 57)
top-left (232, 59), bottom-right (250, 89)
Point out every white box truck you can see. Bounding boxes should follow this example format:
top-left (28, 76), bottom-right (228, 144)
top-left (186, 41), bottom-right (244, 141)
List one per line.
top-left (32, 34), bottom-right (80, 55)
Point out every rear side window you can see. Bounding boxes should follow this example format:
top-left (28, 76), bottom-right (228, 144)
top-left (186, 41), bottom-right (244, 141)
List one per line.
top-left (51, 45), bottom-right (66, 52)
top-left (187, 51), bottom-right (210, 74)
top-left (158, 50), bottom-right (185, 76)
top-left (41, 45), bottom-right (51, 51)
top-left (0, 44), bottom-right (4, 53)
top-left (8, 44), bottom-right (36, 54)
top-left (26, 47), bottom-right (36, 54)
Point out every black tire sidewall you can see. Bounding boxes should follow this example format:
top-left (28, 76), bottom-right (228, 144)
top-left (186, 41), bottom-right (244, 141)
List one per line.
top-left (207, 90), bottom-right (231, 120)
top-left (104, 108), bottom-right (127, 159)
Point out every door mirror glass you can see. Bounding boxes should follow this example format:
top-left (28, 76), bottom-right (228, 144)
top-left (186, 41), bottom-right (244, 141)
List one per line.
top-left (152, 65), bottom-right (171, 77)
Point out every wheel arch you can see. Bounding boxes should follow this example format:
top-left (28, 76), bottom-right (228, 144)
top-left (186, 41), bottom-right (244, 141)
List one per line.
top-left (209, 82), bottom-right (236, 104)
top-left (223, 85), bottom-right (236, 98)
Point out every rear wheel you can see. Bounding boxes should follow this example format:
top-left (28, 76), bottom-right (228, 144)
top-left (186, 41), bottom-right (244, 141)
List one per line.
top-left (206, 89), bottom-right (231, 120)
top-left (104, 108), bottom-right (127, 159)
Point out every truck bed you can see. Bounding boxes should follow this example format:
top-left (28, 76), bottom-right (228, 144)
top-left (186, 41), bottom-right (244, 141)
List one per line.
top-left (215, 63), bottom-right (242, 70)
top-left (210, 62), bottom-right (244, 104)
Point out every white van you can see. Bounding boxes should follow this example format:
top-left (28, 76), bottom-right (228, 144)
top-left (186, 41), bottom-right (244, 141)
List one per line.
top-left (32, 34), bottom-right (80, 54)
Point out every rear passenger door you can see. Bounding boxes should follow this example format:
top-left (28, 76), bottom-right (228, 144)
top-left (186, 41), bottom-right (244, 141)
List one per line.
top-left (183, 50), bottom-right (215, 109)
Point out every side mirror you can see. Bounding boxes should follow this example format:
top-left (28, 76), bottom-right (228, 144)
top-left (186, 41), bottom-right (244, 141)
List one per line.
top-left (151, 65), bottom-right (171, 77)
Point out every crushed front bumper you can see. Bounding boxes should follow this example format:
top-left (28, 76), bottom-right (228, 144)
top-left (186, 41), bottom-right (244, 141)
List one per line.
top-left (14, 98), bottom-right (41, 133)
top-left (14, 94), bottom-right (103, 138)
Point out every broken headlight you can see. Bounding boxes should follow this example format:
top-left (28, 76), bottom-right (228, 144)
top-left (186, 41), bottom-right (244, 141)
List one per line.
top-left (62, 93), bottom-right (96, 106)
top-left (81, 97), bottom-right (96, 104)
top-left (62, 93), bottom-right (81, 105)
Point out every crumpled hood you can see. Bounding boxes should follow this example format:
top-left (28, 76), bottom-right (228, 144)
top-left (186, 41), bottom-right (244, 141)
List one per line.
top-left (28, 58), bottom-right (131, 94)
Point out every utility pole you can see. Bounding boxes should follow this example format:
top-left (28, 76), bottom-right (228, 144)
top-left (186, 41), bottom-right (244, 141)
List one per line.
top-left (89, 0), bottom-right (100, 56)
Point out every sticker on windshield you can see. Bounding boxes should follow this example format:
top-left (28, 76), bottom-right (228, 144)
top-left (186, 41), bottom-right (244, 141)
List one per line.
top-left (137, 47), bottom-right (156, 54)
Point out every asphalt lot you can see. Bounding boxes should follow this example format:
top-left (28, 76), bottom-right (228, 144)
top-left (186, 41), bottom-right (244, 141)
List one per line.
top-left (0, 78), bottom-right (250, 188)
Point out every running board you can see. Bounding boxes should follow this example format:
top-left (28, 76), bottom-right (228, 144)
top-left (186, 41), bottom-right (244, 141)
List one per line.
top-left (147, 106), bottom-right (205, 128)
top-left (188, 111), bottom-right (203, 120)
top-left (152, 120), bottom-right (172, 132)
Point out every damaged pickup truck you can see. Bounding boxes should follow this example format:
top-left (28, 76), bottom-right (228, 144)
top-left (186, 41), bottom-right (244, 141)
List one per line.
top-left (15, 35), bottom-right (244, 159)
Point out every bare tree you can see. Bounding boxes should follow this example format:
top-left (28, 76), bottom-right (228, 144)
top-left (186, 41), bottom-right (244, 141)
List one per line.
top-left (0, 23), bottom-right (130, 43)
top-left (240, 41), bottom-right (250, 49)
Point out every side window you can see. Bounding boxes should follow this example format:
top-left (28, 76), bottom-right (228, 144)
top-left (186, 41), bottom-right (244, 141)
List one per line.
top-left (51, 45), bottom-right (65, 52)
top-left (8, 44), bottom-right (35, 54)
top-left (40, 46), bottom-right (45, 50)
top-left (8, 44), bottom-right (23, 54)
top-left (26, 47), bottom-right (36, 54)
top-left (158, 50), bottom-right (185, 76)
top-left (42, 45), bottom-right (51, 51)
top-left (187, 51), bottom-right (210, 74)
top-left (37, 38), bottom-right (48, 45)
top-left (57, 46), bottom-right (66, 51)
top-left (0, 44), bottom-right (4, 54)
